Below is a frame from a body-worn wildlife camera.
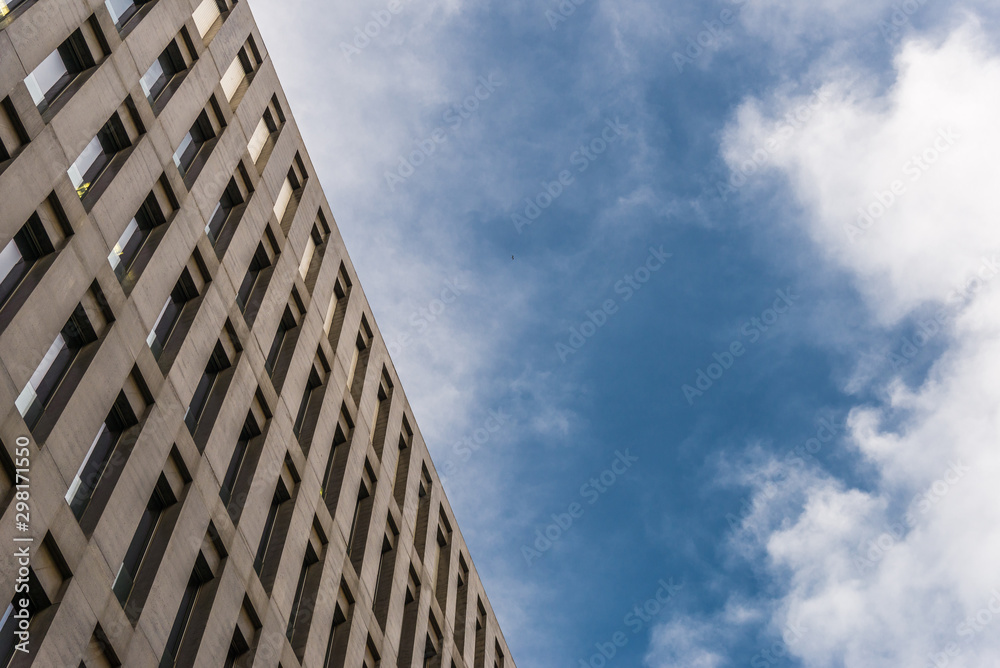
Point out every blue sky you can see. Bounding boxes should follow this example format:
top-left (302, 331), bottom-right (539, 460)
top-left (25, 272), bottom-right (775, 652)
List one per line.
top-left (248, 1), bottom-right (1000, 666)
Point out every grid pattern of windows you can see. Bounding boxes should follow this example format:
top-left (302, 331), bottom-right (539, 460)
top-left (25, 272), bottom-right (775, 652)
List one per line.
top-left (0, 1), bottom-right (515, 667)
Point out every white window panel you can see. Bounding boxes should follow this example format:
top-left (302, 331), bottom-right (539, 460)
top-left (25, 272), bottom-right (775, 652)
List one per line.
top-left (105, 0), bottom-right (135, 25)
top-left (273, 177), bottom-right (293, 222)
top-left (24, 49), bottom-right (67, 106)
top-left (16, 334), bottom-right (66, 416)
top-left (108, 217), bottom-right (139, 271)
top-left (68, 135), bottom-right (103, 191)
top-left (323, 295), bottom-right (337, 334)
top-left (220, 57), bottom-right (245, 102)
top-left (298, 236), bottom-right (315, 281)
top-left (248, 117), bottom-right (269, 162)
top-left (0, 239), bottom-right (23, 285)
top-left (345, 345), bottom-right (360, 392)
top-left (64, 422), bottom-right (107, 504)
top-left (193, 0), bottom-right (221, 38)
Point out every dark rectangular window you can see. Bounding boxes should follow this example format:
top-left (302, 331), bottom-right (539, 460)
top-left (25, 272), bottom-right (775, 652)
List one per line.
top-left (148, 273), bottom-right (197, 359)
top-left (347, 474), bottom-right (373, 558)
top-left (159, 568), bottom-right (205, 668)
top-left (372, 533), bottom-right (395, 628)
top-left (236, 245), bottom-right (269, 311)
top-left (322, 606), bottom-right (348, 668)
top-left (112, 488), bottom-right (167, 605)
top-left (252, 477), bottom-right (292, 592)
top-left (205, 179), bottom-right (242, 245)
top-left (173, 111), bottom-right (214, 176)
top-left (0, 571), bottom-right (51, 665)
top-left (0, 214), bottom-right (54, 310)
top-left (398, 572), bottom-right (421, 667)
top-left (219, 417), bottom-right (259, 506)
top-left (108, 196), bottom-right (165, 282)
top-left (264, 313), bottom-right (291, 376)
top-left (0, 97), bottom-right (25, 165)
top-left (322, 423), bottom-right (348, 501)
top-left (106, 0), bottom-right (152, 30)
top-left (184, 344), bottom-right (229, 434)
top-left (293, 371), bottom-right (320, 438)
top-left (424, 634), bottom-right (439, 667)
top-left (453, 558), bottom-right (470, 652)
top-left (66, 394), bottom-right (137, 519)
top-left (474, 601), bottom-right (487, 668)
top-left (69, 114), bottom-right (131, 199)
top-left (223, 630), bottom-right (250, 668)
top-left (24, 30), bottom-right (95, 112)
top-left (16, 305), bottom-right (96, 429)
top-left (253, 490), bottom-right (281, 576)
top-left (285, 548), bottom-right (317, 641)
top-left (140, 42), bottom-right (185, 105)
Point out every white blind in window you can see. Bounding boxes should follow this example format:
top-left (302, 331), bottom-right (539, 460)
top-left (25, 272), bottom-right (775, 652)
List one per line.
top-left (273, 177), bottom-right (293, 222)
top-left (220, 57), bottom-right (245, 102)
top-left (193, 0), bottom-right (221, 38)
top-left (248, 117), bottom-right (269, 162)
top-left (323, 295), bottom-right (337, 334)
top-left (298, 236), bottom-right (315, 281)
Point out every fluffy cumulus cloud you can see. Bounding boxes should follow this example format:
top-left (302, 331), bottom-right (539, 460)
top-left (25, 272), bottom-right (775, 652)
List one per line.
top-left (648, 19), bottom-right (1000, 668)
top-left (722, 22), bottom-right (1000, 321)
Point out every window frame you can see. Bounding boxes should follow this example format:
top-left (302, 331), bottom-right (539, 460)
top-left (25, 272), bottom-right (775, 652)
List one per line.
top-left (65, 395), bottom-right (137, 520)
top-left (236, 245), bottom-right (269, 312)
top-left (147, 277), bottom-right (195, 359)
top-left (68, 115), bottom-right (131, 200)
top-left (105, 0), bottom-right (155, 32)
top-left (24, 30), bottom-right (95, 112)
top-left (205, 179), bottom-right (242, 245)
top-left (293, 369), bottom-right (321, 437)
top-left (172, 112), bottom-right (214, 176)
top-left (140, 44), bottom-right (184, 106)
top-left (16, 306), bottom-right (96, 428)
top-left (0, 0), bottom-right (30, 19)
top-left (0, 214), bottom-right (54, 310)
top-left (184, 345), bottom-right (229, 434)
top-left (111, 487), bottom-right (167, 606)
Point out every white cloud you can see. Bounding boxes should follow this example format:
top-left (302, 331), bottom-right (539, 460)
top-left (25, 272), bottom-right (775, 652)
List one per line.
top-left (722, 22), bottom-right (1000, 323)
top-left (645, 618), bottom-right (727, 668)
top-left (648, 18), bottom-right (1000, 668)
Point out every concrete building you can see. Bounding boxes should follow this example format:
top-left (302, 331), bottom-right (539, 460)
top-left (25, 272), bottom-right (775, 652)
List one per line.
top-left (0, 1), bottom-right (514, 666)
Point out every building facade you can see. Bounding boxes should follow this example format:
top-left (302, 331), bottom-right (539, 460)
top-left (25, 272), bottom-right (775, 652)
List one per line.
top-left (0, 1), bottom-right (514, 666)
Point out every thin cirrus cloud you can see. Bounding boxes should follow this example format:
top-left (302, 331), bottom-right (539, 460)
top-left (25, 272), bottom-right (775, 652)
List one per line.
top-left (645, 18), bottom-right (1000, 668)
top-left (248, 0), bottom-right (528, 445)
